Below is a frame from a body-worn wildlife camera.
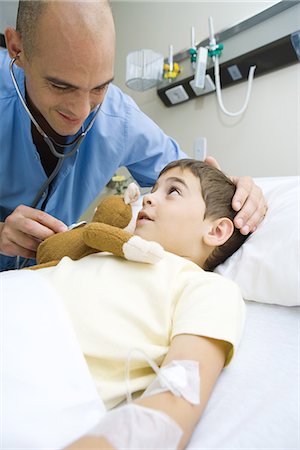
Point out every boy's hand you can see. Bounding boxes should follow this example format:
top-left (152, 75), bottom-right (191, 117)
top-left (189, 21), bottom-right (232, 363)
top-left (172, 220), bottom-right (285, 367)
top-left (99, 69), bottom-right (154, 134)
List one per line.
top-left (64, 436), bottom-right (115, 449)
top-left (205, 156), bottom-right (268, 235)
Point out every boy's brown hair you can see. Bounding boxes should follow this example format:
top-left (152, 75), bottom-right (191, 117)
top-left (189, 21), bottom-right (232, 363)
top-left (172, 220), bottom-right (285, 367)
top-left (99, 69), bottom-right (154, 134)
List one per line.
top-left (159, 159), bottom-right (249, 271)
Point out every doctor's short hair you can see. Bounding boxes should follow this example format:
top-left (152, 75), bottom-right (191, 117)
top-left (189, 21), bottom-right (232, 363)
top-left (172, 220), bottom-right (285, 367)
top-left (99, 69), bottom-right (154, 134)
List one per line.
top-left (158, 159), bottom-right (249, 271)
top-left (16, 0), bottom-right (111, 60)
top-left (16, 1), bottom-right (47, 59)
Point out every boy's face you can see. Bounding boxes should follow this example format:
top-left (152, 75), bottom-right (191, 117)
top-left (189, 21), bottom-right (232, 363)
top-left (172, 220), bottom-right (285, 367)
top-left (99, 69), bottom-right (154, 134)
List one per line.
top-left (134, 167), bottom-right (210, 265)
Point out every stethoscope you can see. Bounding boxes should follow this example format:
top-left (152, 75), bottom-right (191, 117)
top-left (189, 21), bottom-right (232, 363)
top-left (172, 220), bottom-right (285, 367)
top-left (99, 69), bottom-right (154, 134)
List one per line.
top-left (9, 55), bottom-right (101, 267)
top-left (9, 55), bottom-right (101, 206)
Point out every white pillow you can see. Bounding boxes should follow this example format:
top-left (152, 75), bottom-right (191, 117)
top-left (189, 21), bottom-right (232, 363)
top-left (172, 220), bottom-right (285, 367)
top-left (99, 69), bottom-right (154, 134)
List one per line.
top-left (215, 176), bottom-right (300, 306)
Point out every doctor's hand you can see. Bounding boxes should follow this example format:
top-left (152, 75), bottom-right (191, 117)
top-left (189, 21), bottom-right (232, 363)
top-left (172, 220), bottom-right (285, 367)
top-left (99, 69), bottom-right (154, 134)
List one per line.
top-left (205, 156), bottom-right (267, 235)
top-left (0, 205), bottom-right (68, 259)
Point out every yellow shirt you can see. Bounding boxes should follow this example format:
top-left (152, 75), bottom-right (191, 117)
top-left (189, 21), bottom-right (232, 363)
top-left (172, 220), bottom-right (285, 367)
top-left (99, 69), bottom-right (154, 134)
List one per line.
top-left (39, 252), bottom-right (245, 409)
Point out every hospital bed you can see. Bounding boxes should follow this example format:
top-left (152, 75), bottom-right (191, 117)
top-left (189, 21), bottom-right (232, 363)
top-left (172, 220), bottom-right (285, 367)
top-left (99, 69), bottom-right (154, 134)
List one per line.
top-left (192, 175), bottom-right (299, 449)
top-left (1, 175), bottom-right (299, 449)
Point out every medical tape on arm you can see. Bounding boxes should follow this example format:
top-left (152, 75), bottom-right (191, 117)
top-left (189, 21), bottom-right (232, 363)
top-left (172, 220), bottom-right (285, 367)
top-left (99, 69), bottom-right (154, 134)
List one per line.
top-left (88, 403), bottom-right (183, 449)
top-left (88, 349), bottom-right (200, 448)
top-left (141, 359), bottom-right (201, 404)
top-left (127, 348), bottom-right (201, 405)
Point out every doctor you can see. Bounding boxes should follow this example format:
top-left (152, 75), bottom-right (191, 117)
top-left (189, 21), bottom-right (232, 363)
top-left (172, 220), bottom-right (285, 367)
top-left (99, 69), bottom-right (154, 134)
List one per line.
top-left (0, 0), bottom-right (266, 271)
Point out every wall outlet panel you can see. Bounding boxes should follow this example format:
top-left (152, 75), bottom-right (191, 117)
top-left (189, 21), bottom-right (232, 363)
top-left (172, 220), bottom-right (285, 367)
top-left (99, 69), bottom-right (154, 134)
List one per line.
top-left (194, 137), bottom-right (207, 161)
top-left (157, 33), bottom-right (299, 107)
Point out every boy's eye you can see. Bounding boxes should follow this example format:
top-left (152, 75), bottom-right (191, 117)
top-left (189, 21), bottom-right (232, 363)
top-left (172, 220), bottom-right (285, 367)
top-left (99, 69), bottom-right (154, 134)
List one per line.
top-left (168, 186), bottom-right (181, 195)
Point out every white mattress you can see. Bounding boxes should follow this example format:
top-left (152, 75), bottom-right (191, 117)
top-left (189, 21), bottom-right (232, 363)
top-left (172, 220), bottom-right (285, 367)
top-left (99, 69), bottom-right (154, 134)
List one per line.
top-left (188, 300), bottom-right (299, 449)
top-left (1, 270), bottom-right (299, 449)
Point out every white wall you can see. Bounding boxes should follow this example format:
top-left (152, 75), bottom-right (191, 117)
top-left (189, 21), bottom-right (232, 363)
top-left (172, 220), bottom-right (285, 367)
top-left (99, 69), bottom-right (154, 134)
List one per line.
top-left (111, 1), bottom-right (300, 177)
top-left (1, 1), bottom-right (298, 176)
top-left (0, 1), bottom-right (18, 33)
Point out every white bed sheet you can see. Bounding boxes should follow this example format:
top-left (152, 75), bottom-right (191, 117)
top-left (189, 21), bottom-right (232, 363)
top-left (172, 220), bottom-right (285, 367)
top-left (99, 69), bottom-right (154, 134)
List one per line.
top-left (188, 300), bottom-right (299, 449)
top-left (1, 270), bottom-right (299, 449)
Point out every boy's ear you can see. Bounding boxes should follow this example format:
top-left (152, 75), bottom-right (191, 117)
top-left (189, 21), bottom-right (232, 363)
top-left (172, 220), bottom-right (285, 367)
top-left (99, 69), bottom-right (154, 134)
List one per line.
top-left (4, 28), bottom-right (25, 67)
top-left (203, 218), bottom-right (234, 247)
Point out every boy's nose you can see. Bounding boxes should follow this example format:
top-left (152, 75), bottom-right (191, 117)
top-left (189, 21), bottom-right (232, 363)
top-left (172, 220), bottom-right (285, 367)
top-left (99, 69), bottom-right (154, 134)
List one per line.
top-left (143, 193), bottom-right (154, 205)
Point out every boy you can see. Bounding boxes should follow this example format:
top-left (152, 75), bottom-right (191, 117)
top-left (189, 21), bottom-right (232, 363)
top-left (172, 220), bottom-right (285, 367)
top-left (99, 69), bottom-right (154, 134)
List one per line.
top-left (33, 160), bottom-right (247, 449)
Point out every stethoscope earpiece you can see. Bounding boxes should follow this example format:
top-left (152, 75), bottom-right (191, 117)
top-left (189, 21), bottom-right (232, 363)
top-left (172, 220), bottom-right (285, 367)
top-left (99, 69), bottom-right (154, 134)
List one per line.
top-left (13, 52), bottom-right (21, 61)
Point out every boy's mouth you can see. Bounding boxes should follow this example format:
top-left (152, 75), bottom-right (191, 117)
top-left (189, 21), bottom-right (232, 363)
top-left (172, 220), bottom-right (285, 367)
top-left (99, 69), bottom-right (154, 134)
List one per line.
top-left (137, 210), bottom-right (154, 221)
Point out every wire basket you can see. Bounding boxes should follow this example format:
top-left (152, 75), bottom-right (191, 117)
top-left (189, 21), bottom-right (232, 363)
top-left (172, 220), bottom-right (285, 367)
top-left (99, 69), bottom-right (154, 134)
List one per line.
top-left (126, 49), bottom-right (164, 91)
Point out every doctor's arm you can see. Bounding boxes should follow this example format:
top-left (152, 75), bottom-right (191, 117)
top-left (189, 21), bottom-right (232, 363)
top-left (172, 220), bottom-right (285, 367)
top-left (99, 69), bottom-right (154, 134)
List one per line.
top-left (65, 333), bottom-right (230, 450)
top-left (0, 205), bottom-right (67, 259)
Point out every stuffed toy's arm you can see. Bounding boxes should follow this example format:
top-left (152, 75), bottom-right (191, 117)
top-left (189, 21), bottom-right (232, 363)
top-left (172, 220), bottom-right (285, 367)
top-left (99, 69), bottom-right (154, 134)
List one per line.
top-left (83, 223), bottom-right (164, 264)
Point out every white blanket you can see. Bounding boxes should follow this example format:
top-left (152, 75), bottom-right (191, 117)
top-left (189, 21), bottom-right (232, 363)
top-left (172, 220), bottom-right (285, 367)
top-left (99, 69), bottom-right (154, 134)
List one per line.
top-left (1, 270), bottom-right (105, 449)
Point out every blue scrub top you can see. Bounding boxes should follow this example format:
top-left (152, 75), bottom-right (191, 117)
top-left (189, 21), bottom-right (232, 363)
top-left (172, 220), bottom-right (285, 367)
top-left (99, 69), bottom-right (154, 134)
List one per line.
top-left (0, 49), bottom-right (186, 271)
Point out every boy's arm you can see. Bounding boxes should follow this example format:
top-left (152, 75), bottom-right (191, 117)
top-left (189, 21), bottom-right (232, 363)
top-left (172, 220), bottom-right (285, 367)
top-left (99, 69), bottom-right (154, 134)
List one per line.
top-left (65, 333), bottom-right (230, 450)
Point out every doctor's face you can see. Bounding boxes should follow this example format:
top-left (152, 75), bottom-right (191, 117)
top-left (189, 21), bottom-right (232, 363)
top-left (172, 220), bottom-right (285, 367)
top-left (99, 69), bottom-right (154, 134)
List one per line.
top-left (21, 2), bottom-right (115, 136)
top-left (134, 167), bottom-right (209, 265)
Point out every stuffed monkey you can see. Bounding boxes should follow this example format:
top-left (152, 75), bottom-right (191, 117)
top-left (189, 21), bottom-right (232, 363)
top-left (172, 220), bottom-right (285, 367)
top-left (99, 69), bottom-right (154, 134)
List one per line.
top-left (30, 183), bottom-right (164, 269)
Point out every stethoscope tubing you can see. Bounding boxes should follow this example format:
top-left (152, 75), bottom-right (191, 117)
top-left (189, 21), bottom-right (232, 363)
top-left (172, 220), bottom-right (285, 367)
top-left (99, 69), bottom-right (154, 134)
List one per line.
top-left (9, 56), bottom-right (101, 158)
top-left (9, 56), bottom-right (101, 268)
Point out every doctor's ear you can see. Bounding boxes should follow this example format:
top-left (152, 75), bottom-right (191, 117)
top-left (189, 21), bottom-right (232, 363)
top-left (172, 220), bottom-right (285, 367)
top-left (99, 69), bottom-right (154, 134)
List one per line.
top-left (4, 27), bottom-right (24, 67)
top-left (203, 217), bottom-right (234, 248)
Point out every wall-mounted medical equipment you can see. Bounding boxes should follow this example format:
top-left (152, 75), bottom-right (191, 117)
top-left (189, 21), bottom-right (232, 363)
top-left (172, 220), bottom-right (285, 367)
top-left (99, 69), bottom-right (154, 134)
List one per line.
top-left (189, 26), bottom-right (197, 70)
top-left (204, 16), bottom-right (256, 117)
top-left (125, 45), bottom-right (182, 91)
top-left (126, 49), bottom-right (164, 91)
top-left (157, 1), bottom-right (300, 108)
top-left (163, 45), bottom-right (181, 81)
